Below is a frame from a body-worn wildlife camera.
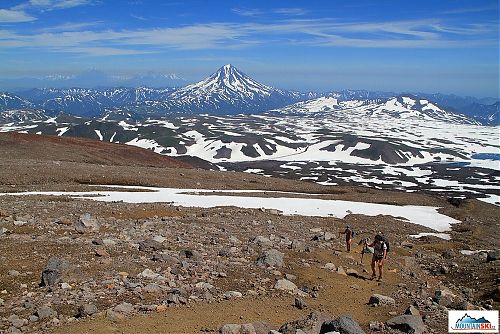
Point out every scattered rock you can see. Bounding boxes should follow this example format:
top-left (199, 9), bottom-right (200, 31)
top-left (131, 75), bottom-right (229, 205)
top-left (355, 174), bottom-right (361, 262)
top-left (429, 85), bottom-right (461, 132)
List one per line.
top-left (75, 213), bottom-right (99, 233)
top-left (253, 235), bottom-right (273, 247)
top-left (144, 283), bottom-right (163, 294)
top-left (152, 235), bottom-right (166, 243)
top-left (139, 239), bottom-right (164, 252)
top-left (323, 263), bottom-right (336, 271)
top-left (346, 268), bottom-right (359, 277)
top-left (404, 305), bottom-right (421, 316)
top-left (279, 311), bottom-right (332, 334)
top-left (257, 249), bottom-right (284, 268)
top-left (113, 302), bottom-right (134, 314)
top-left (0, 227), bottom-right (9, 236)
top-left (434, 287), bottom-right (457, 307)
top-left (336, 266), bottom-right (347, 276)
top-left (40, 256), bottom-right (69, 287)
top-left (95, 247), bottom-right (109, 257)
top-left (274, 279), bottom-right (297, 292)
top-left (290, 240), bottom-right (306, 252)
top-left (486, 250), bottom-right (500, 262)
top-left (224, 291), bottom-right (243, 299)
top-left (179, 249), bottom-right (201, 261)
top-left (295, 297), bottom-right (307, 309)
top-left (8, 270), bottom-right (20, 276)
top-left (102, 238), bottom-right (117, 246)
top-left (60, 282), bottom-right (72, 289)
top-left (8, 314), bottom-right (27, 328)
top-left (78, 304), bottom-right (98, 317)
top-left (138, 268), bottom-right (163, 280)
top-left (368, 294), bottom-right (396, 306)
top-left (321, 315), bottom-right (365, 334)
top-left (35, 305), bottom-right (56, 320)
top-left (369, 321), bottom-right (384, 331)
top-left (220, 321), bottom-right (274, 334)
top-left (385, 315), bottom-right (425, 334)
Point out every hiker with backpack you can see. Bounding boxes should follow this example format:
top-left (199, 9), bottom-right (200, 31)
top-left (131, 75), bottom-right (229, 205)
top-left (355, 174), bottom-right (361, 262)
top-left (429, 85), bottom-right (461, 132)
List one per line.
top-left (339, 225), bottom-right (355, 252)
top-left (368, 233), bottom-right (389, 281)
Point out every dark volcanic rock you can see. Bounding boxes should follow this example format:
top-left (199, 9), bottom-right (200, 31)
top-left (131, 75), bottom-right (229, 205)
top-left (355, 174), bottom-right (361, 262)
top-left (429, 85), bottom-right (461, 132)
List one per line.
top-left (256, 249), bottom-right (284, 268)
top-left (279, 311), bottom-right (332, 334)
top-left (138, 239), bottom-right (164, 252)
top-left (320, 315), bottom-right (365, 334)
top-left (40, 256), bottom-right (69, 287)
top-left (385, 315), bottom-right (425, 334)
top-left (486, 250), bottom-right (500, 262)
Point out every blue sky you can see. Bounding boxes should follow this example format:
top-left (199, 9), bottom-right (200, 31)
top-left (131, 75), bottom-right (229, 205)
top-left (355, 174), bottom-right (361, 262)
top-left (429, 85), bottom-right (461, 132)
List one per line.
top-left (0, 0), bottom-right (498, 97)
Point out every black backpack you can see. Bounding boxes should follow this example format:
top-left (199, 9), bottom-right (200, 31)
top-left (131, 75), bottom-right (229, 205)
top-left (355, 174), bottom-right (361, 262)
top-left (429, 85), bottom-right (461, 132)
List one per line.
top-left (375, 234), bottom-right (390, 253)
top-left (381, 236), bottom-right (390, 253)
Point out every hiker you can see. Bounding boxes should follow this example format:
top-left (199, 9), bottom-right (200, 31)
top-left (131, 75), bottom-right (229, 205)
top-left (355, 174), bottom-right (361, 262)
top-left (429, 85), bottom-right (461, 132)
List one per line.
top-left (359, 237), bottom-right (373, 263)
top-left (339, 225), bottom-right (354, 252)
top-left (368, 234), bottom-right (387, 281)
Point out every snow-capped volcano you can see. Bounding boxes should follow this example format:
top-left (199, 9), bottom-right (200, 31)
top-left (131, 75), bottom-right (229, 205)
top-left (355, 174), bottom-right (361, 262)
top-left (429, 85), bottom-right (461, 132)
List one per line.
top-left (162, 64), bottom-right (305, 114)
top-left (174, 64), bottom-right (275, 99)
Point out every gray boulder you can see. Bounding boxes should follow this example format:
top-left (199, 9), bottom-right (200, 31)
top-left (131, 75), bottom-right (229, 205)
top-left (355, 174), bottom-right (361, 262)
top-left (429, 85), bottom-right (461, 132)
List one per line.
top-left (404, 305), bottom-right (421, 316)
top-left (219, 321), bottom-right (274, 334)
top-left (279, 311), bottom-right (332, 334)
top-left (78, 304), bottom-right (98, 317)
top-left (179, 249), bottom-right (202, 261)
top-left (320, 315), bottom-right (365, 334)
top-left (274, 279), bottom-right (297, 292)
top-left (385, 315), bottom-right (425, 334)
top-left (487, 250), bottom-right (500, 262)
top-left (35, 306), bottom-right (56, 320)
top-left (253, 235), bottom-right (273, 248)
top-left (74, 213), bottom-right (99, 233)
top-left (257, 249), bottom-right (284, 268)
top-left (138, 239), bottom-right (164, 252)
top-left (368, 294), bottom-right (396, 306)
top-left (40, 257), bottom-right (69, 287)
top-left (113, 302), bottom-right (134, 314)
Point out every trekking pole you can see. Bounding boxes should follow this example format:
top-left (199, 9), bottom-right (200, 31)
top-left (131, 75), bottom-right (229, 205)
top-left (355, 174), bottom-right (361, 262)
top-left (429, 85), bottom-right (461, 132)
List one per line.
top-left (360, 239), bottom-right (366, 264)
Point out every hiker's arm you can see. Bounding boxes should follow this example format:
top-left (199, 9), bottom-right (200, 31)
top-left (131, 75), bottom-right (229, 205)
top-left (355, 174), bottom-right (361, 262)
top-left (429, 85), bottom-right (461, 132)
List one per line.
top-left (383, 249), bottom-right (387, 259)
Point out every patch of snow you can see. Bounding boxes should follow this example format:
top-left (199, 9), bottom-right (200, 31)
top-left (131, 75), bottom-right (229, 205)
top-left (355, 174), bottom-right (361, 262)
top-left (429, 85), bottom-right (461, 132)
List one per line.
top-left (0, 185), bottom-right (460, 232)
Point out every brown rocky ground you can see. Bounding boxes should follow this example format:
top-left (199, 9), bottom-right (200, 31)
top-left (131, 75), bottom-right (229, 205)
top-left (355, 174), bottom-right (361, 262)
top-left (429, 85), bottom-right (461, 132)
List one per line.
top-left (0, 133), bottom-right (498, 334)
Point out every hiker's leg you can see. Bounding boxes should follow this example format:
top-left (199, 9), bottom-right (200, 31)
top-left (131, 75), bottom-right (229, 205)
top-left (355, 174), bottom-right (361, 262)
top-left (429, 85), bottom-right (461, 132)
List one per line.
top-left (371, 258), bottom-right (376, 278)
top-left (347, 238), bottom-right (351, 252)
top-left (378, 259), bottom-right (384, 280)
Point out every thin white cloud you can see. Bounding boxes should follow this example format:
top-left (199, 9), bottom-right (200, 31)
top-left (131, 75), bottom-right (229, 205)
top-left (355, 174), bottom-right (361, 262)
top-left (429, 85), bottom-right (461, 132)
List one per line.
top-left (0, 9), bottom-right (36, 22)
top-left (0, 18), bottom-right (497, 56)
top-left (13, 0), bottom-right (93, 11)
top-left (231, 8), bottom-right (263, 17)
top-left (274, 8), bottom-right (308, 16)
top-left (39, 21), bottom-right (102, 32)
top-left (232, 7), bottom-right (308, 17)
top-left (130, 14), bottom-right (146, 21)
top-left (443, 4), bottom-right (500, 14)
top-left (29, 0), bottom-right (92, 10)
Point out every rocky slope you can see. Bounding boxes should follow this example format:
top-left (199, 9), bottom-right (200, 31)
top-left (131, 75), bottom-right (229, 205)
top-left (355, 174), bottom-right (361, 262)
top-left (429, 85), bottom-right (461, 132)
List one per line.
top-left (0, 134), bottom-right (498, 334)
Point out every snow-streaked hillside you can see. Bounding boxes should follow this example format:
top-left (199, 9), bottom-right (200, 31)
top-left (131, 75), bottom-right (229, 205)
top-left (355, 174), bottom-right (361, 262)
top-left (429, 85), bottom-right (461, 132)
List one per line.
top-left (0, 92), bottom-right (34, 111)
top-left (2, 107), bottom-right (498, 203)
top-left (273, 95), bottom-right (478, 124)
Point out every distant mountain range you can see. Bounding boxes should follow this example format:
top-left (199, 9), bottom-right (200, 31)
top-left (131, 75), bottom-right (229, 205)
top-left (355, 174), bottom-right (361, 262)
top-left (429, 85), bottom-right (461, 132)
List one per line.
top-left (0, 69), bottom-right (187, 91)
top-left (0, 64), bottom-right (498, 125)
